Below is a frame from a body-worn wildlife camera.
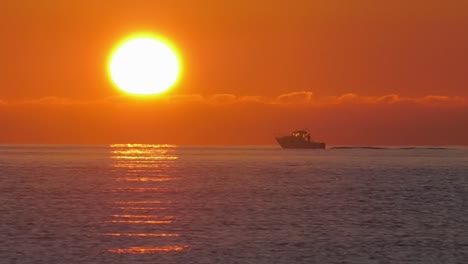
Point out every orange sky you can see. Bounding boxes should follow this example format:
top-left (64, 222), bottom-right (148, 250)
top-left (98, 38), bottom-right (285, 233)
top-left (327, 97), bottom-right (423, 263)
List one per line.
top-left (1, 0), bottom-right (468, 145)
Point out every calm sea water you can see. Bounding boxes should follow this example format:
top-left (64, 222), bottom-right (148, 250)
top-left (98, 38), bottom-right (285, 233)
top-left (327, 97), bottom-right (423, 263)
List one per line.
top-left (1, 145), bottom-right (467, 263)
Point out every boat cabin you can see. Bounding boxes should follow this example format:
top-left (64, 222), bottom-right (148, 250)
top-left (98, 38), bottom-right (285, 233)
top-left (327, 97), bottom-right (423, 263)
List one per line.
top-left (291, 130), bottom-right (311, 142)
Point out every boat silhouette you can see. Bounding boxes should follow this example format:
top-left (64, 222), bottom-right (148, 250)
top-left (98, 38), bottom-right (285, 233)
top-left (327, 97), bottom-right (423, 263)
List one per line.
top-left (275, 130), bottom-right (326, 149)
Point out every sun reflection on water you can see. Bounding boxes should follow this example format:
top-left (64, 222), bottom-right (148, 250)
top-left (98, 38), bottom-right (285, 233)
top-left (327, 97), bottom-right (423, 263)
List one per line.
top-left (103, 233), bottom-right (180, 237)
top-left (117, 207), bottom-right (168, 211)
top-left (108, 246), bottom-right (188, 254)
top-left (108, 220), bottom-right (173, 224)
top-left (110, 187), bottom-right (168, 192)
top-left (111, 214), bottom-right (154, 218)
top-left (104, 144), bottom-right (188, 254)
top-left (115, 177), bottom-right (178, 182)
top-left (114, 200), bottom-right (166, 204)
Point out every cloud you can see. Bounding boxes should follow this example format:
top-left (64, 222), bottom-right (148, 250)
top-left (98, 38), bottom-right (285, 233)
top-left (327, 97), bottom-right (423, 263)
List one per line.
top-left (208, 94), bottom-right (237, 104)
top-left (318, 93), bottom-right (467, 107)
top-left (3, 96), bottom-right (104, 106)
top-left (375, 94), bottom-right (401, 104)
top-left (238, 95), bottom-right (268, 104)
top-left (23, 96), bottom-right (76, 105)
top-left (166, 94), bottom-right (205, 103)
top-left (1, 92), bottom-right (466, 108)
top-left (275, 91), bottom-right (313, 104)
top-left (414, 95), bottom-right (468, 106)
top-left (318, 93), bottom-right (401, 105)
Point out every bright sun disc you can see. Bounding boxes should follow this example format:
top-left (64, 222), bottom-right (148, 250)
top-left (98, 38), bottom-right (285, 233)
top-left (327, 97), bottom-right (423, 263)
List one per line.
top-left (109, 37), bottom-right (180, 95)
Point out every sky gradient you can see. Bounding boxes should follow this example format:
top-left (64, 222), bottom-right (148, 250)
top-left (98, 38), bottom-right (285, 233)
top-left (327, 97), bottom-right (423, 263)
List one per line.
top-left (1, 0), bottom-right (467, 145)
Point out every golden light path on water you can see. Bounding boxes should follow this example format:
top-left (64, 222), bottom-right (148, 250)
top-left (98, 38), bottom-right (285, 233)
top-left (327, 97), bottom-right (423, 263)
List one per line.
top-left (108, 246), bottom-right (189, 254)
top-left (117, 207), bottom-right (168, 211)
top-left (105, 144), bottom-right (187, 254)
top-left (103, 233), bottom-right (180, 237)
top-left (108, 220), bottom-right (173, 224)
top-left (114, 177), bottom-right (177, 182)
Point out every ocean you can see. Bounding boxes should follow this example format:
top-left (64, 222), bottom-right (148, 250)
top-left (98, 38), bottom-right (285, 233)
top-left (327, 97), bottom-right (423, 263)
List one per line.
top-left (1, 144), bottom-right (467, 263)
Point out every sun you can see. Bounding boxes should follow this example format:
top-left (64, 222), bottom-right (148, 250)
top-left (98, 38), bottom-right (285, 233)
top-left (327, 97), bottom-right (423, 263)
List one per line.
top-left (108, 35), bottom-right (180, 95)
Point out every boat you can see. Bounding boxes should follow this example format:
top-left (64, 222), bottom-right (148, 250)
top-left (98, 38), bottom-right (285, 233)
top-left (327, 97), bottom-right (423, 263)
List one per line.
top-left (275, 130), bottom-right (326, 149)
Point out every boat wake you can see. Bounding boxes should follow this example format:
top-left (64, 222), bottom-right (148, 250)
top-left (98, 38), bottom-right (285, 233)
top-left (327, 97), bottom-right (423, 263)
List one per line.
top-left (330, 146), bottom-right (449, 150)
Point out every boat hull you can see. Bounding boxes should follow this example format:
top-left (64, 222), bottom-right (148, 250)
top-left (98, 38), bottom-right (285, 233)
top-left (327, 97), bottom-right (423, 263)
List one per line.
top-left (276, 136), bottom-right (326, 149)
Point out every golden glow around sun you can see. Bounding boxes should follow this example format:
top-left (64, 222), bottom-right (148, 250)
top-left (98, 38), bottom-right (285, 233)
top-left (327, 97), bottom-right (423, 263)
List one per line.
top-left (109, 36), bottom-right (180, 95)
